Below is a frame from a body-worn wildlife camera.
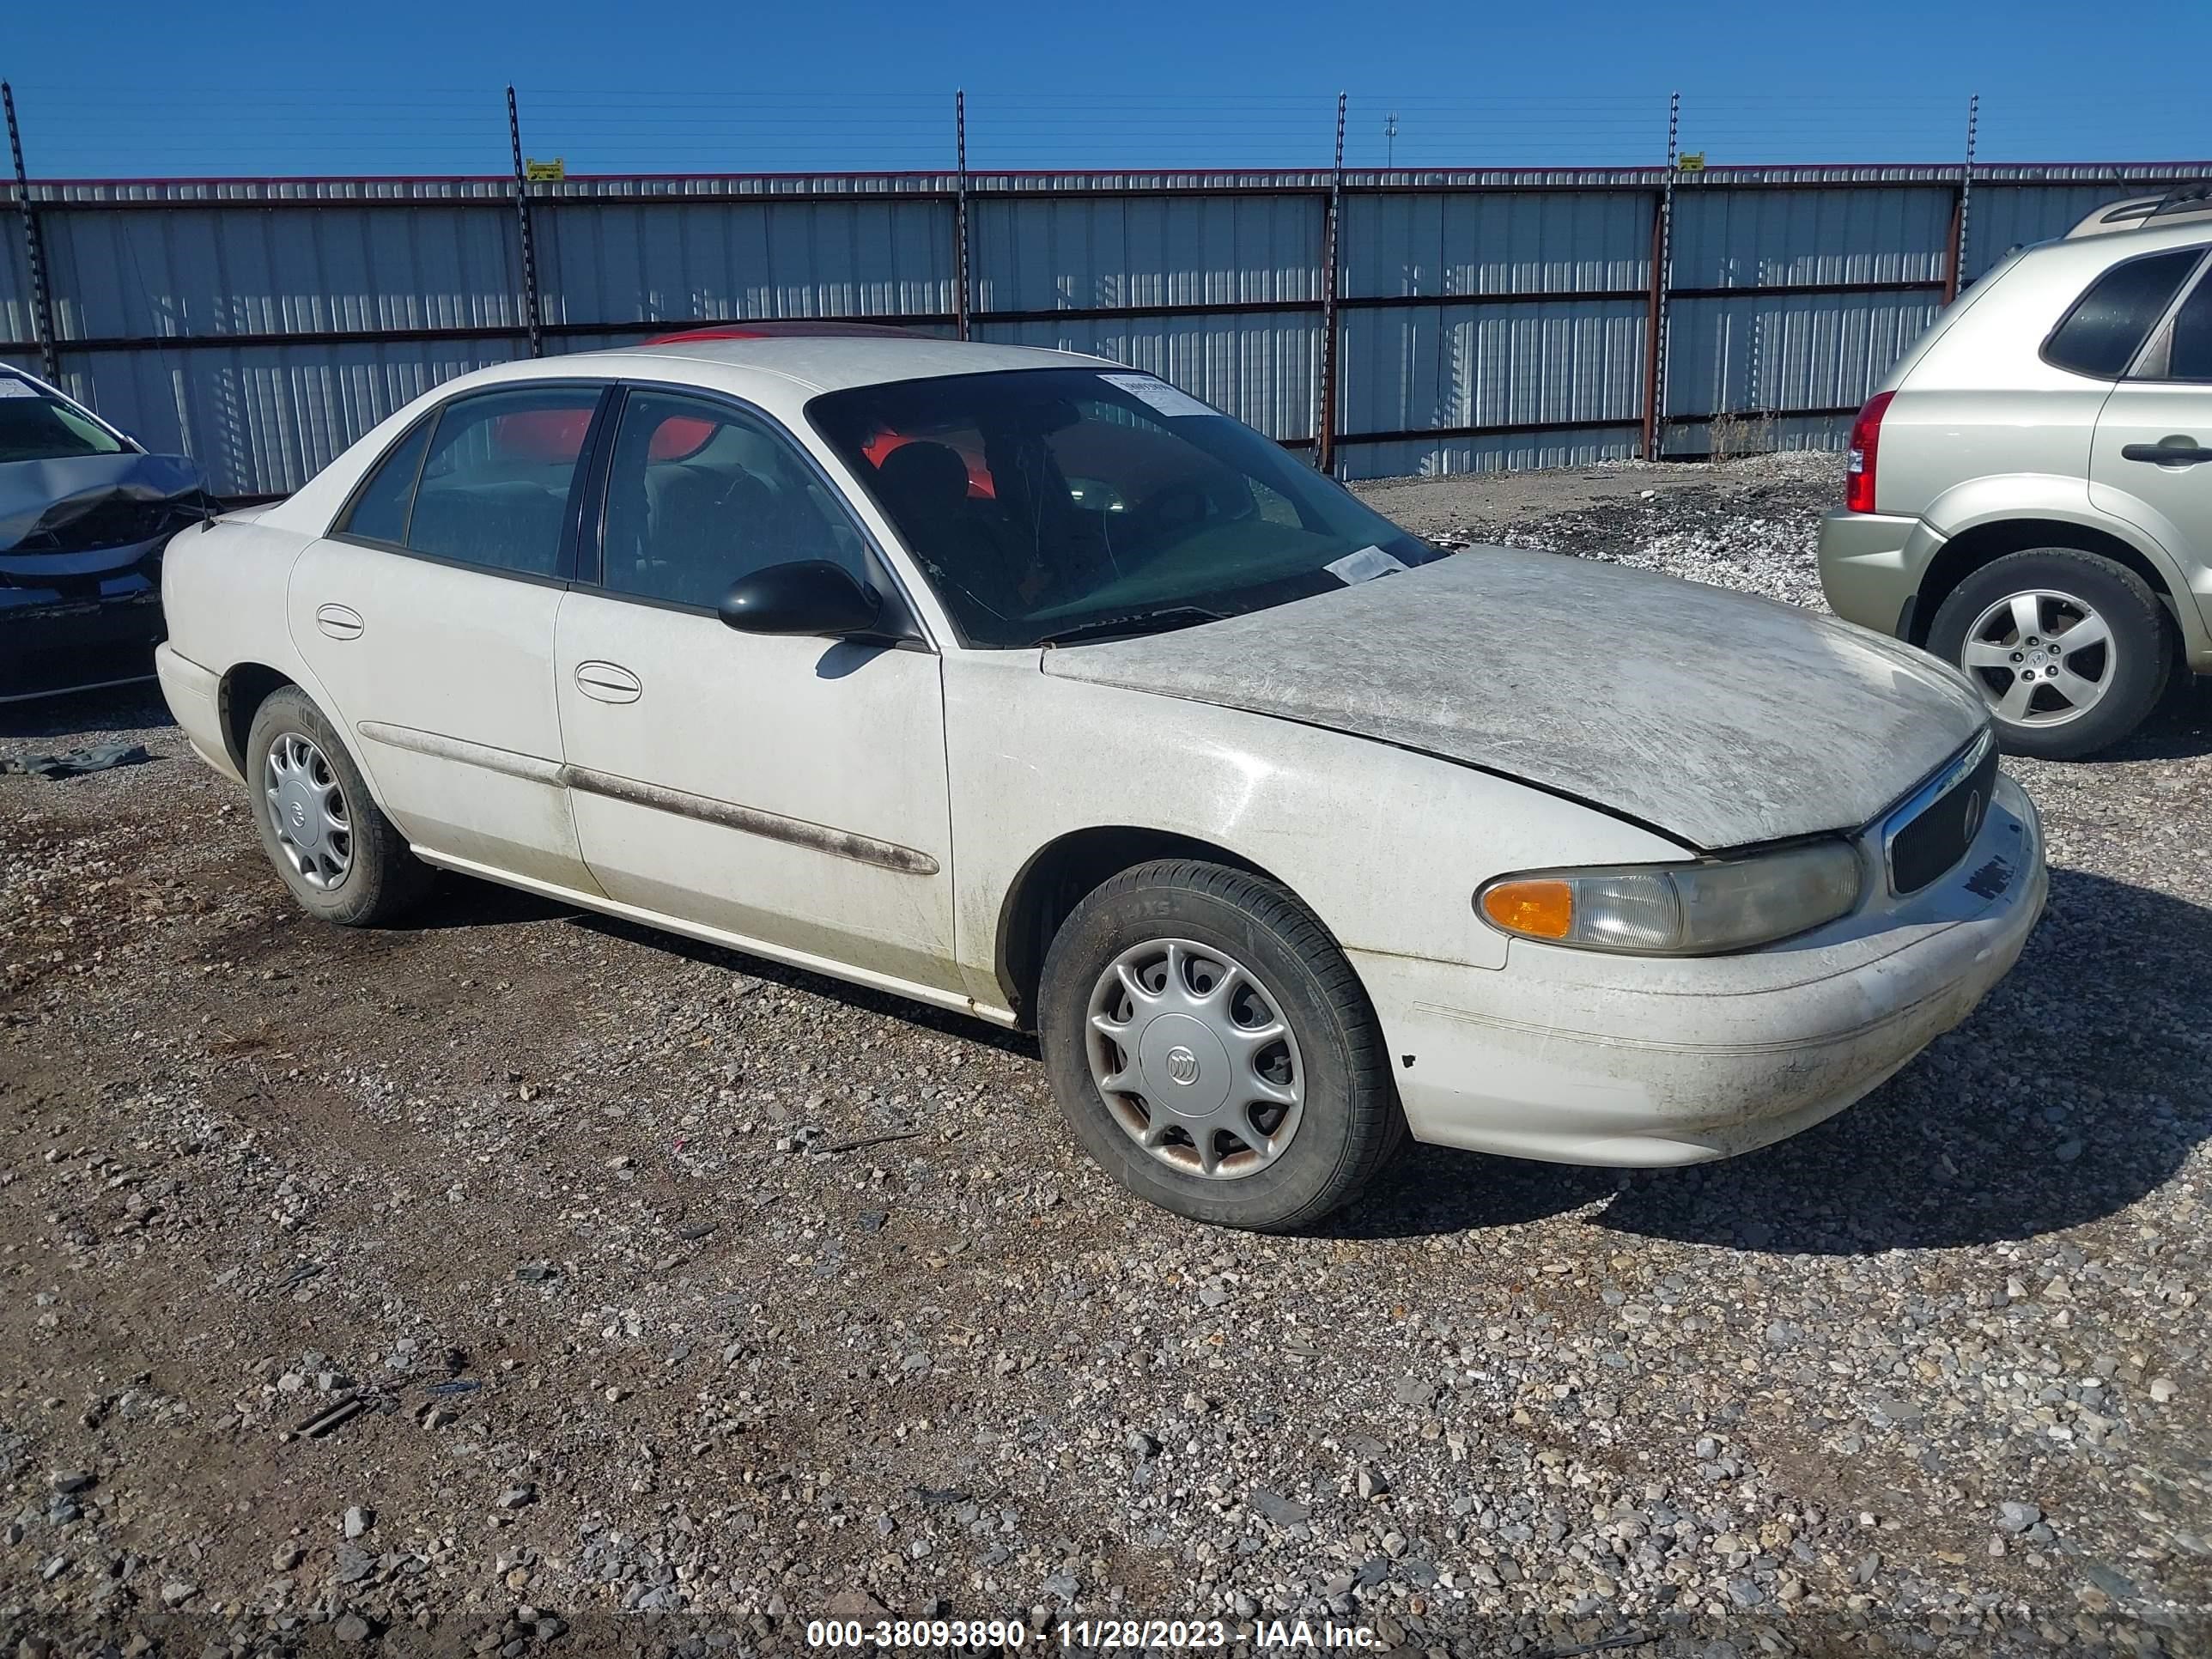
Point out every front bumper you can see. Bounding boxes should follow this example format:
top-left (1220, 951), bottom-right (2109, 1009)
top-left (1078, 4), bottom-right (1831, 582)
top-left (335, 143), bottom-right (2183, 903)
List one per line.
top-left (1358, 773), bottom-right (2046, 1168)
top-left (1817, 507), bottom-right (1929, 638)
top-left (0, 534), bottom-right (167, 700)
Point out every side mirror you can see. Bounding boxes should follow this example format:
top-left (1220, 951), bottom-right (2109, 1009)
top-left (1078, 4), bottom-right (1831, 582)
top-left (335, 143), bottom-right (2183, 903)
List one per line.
top-left (716, 561), bottom-right (884, 637)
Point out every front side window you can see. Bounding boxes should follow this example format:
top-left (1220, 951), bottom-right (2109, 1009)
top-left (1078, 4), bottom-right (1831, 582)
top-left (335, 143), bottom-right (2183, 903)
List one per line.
top-left (338, 386), bottom-right (602, 577)
top-left (2045, 250), bottom-right (2202, 378)
top-left (808, 368), bottom-right (1440, 647)
top-left (597, 390), bottom-right (867, 610)
top-left (0, 371), bottom-right (131, 463)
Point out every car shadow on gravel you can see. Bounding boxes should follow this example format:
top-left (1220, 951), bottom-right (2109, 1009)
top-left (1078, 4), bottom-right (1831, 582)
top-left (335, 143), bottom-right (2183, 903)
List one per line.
top-left (1337, 866), bottom-right (2212, 1255)
top-left (565, 912), bottom-right (1044, 1056)
top-left (0, 683), bottom-right (173, 741)
top-left (2107, 675), bottom-right (2212, 761)
top-left (398, 872), bottom-right (586, 930)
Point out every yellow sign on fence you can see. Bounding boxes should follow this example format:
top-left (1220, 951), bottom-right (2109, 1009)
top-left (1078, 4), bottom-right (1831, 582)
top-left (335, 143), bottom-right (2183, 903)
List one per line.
top-left (524, 157), bottom-right (566, 182)
top-left (1678, 151), bottom-right (1707, 173)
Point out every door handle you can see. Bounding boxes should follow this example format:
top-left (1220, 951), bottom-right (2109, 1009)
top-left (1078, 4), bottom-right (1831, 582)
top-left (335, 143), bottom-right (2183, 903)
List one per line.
top-left (2120, 435), bottom-right (2212, 465)
top-left (313, 603), bottom-right (364, 641)
top-left (574, 660), bottom-right (642, 704)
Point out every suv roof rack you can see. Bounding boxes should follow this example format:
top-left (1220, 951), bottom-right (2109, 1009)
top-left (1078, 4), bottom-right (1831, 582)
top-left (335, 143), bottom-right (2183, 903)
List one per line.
top-left (2067, 184), bottom-right (2212, 238)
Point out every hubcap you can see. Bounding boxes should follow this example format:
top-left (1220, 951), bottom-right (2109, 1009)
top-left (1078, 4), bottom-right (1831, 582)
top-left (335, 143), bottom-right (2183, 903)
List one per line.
top-left (1085, 939), bottom-right (1304, 1181)
top-left (264, 732), bottom-right (353, 890)
top-left (1960, 589), bottom-right (2114, 728)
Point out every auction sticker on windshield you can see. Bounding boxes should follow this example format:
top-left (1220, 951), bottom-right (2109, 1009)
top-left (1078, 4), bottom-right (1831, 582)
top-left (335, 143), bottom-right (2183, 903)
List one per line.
top-left (1098, 373), bottom-right (1217, 418)
top-left (1324, 544), bottom-right (1410, 585)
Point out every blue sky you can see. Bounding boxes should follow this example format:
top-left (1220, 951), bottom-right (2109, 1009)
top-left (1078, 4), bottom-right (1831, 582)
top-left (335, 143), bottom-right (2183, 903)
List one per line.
top-left (3, 0), bottom-right (2206, 177)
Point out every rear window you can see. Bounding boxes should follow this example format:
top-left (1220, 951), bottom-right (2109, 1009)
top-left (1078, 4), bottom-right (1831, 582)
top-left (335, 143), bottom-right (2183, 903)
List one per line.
top-left (2044, 250), bottom-right (2202, 378)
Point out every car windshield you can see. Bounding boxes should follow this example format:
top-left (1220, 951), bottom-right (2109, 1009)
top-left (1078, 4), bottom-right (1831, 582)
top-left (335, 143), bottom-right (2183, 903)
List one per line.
top-left (808, 368), bottom-right (1441, 647)
top-left (0, 373), bottom-right (130, 463)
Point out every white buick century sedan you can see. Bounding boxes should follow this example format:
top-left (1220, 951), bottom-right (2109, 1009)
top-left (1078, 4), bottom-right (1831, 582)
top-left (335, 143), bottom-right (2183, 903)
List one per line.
top-left (156, 329), bottom-right (2046, 1230)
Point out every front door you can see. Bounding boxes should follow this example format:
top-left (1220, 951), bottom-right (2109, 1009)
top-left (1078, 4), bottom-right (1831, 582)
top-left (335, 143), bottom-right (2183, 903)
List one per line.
top-left (288, 383), bottom-right (608, 892)
top-left (2090, 249), bottom-right (2212, 641)
top-left (552, 387), bottom-right (959, 994)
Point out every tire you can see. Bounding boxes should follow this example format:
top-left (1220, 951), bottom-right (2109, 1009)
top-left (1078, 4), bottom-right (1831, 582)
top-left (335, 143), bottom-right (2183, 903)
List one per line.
top-left (1925, 547), bottom-right (2172, 760)
top-left (1036, 859), bottom-right (1404, 1231)
top-left (244, 685), bottom-right (431, 927)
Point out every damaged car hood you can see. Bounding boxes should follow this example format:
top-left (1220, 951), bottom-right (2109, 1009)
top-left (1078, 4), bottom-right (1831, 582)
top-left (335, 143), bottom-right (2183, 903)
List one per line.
top-left (0, 453), bottom-right (207, 559)
top-left (1040, 547), bottom-right (1987, 851)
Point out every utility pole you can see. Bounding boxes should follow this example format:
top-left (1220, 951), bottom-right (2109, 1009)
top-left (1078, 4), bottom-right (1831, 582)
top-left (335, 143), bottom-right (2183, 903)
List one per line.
top-left (1383, 112), bottom-right (1399, 168)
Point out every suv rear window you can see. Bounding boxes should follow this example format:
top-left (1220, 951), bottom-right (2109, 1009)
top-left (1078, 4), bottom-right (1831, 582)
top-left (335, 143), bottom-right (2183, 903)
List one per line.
top-left (2045, 250), bottom-right (2202, 377)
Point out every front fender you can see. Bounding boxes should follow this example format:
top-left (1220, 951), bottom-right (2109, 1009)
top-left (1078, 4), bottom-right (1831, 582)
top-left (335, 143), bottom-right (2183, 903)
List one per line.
top-left (942, 653), bottom-right (1689, 1012)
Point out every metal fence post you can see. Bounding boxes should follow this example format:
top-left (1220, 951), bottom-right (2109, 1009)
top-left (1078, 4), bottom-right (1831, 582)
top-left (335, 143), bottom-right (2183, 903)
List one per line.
top-left (1641, 92), bottom-right (1679, 460)
top-left (955, 90), bottom-right (972, 341)
top-left (1958, 93), bottom-right (1978, 289)
top-left (3, 82), bottom-right (61, 385)
top-left (1639, 191), bottom-right (1665, 459)
top-left (507, 86), bottom-right (545, 359)
top-left (1315, 92), bottom-right (1346, 475)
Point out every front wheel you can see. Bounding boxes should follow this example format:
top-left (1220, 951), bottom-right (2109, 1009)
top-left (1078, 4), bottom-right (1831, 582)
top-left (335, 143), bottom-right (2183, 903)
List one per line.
top-left (1925, 547), bottom-right (2172, 760)
top-left (1036, 860), bottom-right (1404, 1231)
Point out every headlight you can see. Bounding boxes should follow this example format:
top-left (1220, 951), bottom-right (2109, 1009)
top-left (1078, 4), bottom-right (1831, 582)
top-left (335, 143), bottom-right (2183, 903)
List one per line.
top-left (1475, 840), bottom-right (1863, 957)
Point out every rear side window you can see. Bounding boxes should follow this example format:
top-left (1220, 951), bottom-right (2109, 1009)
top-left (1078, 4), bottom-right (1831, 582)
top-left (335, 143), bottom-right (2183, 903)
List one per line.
top-left (339, 416), bottom-right (433, 544)
top-left (2163, 273), bottom-right (2212, 380)
top-left (339, 386), bottom-right (603, 577)
top-left (409, 389), bottom-right (602, 578)
top-left (2045, 250), bottom-right (2201, 377)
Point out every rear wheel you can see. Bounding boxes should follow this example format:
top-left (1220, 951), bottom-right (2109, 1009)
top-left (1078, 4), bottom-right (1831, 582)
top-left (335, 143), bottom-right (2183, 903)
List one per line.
top-left (245, 685), bottom-right (430, 926)
top-left (1926, 547), bottom-right (2171, 759)
top-left (1037, 859), bottom-right (1403, 1231)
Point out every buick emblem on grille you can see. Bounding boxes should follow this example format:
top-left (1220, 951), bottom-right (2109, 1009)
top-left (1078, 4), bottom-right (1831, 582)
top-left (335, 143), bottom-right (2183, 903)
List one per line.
top-left (1164, 1046), bottom-right (1200, 1085)
top-left (1960, 787), bottom-right (1985, 843)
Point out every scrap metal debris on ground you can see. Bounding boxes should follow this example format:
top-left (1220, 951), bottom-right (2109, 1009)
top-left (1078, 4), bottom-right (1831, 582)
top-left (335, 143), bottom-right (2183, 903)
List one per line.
top-left (0, 741), bottom-right (153, 779)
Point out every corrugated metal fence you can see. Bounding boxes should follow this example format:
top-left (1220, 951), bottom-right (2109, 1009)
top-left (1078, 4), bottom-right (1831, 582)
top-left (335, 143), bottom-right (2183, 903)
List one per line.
top-left (1, 162), bottom-right (2203, 495)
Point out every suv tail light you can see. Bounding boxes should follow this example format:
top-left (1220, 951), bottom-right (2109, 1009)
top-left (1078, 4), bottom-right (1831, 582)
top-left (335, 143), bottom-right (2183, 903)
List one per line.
top-left (1844, 391), bottom-right (1894, 514)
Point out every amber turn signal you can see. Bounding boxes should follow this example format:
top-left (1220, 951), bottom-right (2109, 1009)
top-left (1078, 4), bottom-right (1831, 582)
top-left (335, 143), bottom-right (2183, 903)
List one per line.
top-left (1479, 878), bottom-right (1575, 939)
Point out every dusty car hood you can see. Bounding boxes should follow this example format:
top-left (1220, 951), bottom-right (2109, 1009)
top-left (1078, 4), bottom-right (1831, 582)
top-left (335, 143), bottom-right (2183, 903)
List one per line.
top-left (1040, 547), bottom-right (1986, 851)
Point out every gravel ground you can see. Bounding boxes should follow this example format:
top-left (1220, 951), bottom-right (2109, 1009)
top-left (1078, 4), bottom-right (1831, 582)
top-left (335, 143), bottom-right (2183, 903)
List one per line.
top-left (1, 453), bottom-right (2208, 1658)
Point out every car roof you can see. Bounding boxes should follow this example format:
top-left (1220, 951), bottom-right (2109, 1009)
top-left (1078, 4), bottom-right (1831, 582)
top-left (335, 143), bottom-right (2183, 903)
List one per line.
top-left (258, 331), bottom-right (1127, 536)
top-left (561, 333), bottom-right (1110, 393)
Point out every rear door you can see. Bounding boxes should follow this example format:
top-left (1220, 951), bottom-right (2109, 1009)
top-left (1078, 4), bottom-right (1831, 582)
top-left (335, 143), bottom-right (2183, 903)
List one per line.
top-left (551, 386), bottom-right (959, 993)
top-left (2088, 246), bottom-right (2212, 637)
top-left (288, 383), bottom-right (610, 891)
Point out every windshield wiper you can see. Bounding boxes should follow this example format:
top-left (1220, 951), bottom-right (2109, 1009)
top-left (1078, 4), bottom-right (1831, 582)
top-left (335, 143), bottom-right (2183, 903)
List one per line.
top-left (1034, 606), bottom-right (1224, 647)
